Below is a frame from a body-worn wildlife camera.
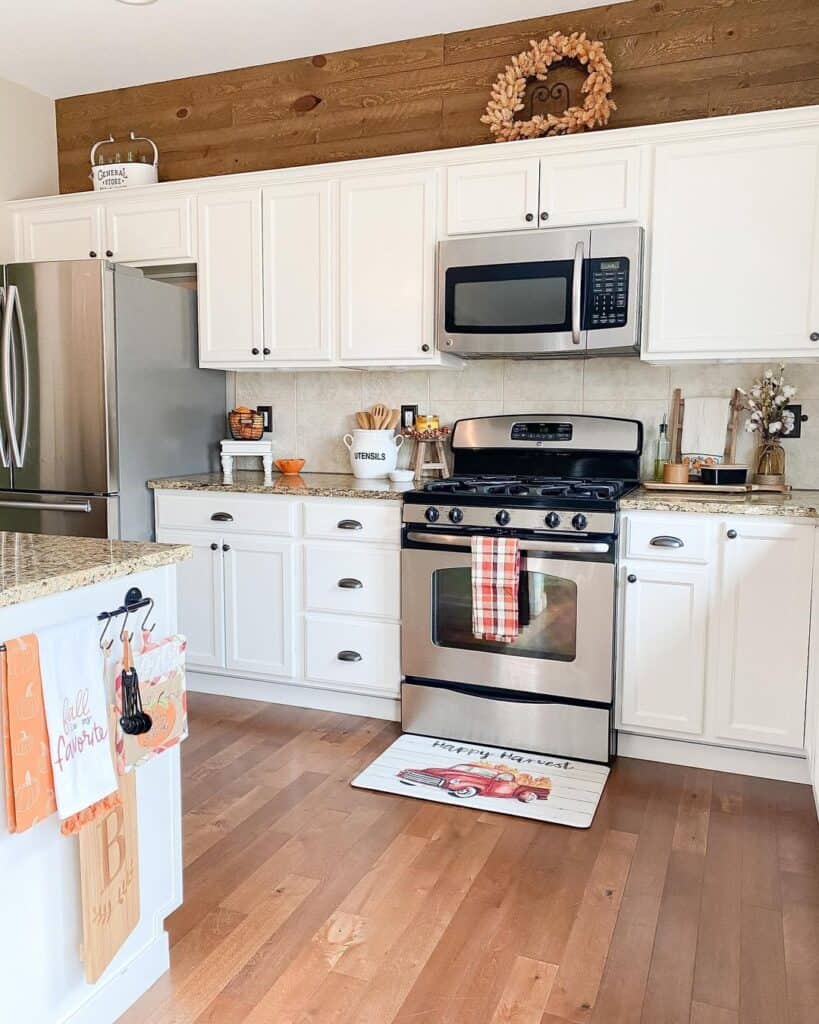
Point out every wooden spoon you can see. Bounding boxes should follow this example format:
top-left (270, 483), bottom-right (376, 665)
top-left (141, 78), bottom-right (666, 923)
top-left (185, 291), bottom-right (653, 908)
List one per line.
top-left (370, 403), bottom-right (389, 429)
top-left (386, 408), bottom-right (400, 429)
top-left (356, 411), bottom-right (371, 429)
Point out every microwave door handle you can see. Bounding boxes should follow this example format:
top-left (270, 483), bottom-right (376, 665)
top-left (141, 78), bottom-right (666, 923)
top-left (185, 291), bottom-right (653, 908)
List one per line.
top-left (571, 240), bottom-right (584, 345)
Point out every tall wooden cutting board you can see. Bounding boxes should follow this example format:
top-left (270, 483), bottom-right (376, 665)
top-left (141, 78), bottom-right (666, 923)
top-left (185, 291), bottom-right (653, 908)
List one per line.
top-left (78, 769), bottom-right (140, 984)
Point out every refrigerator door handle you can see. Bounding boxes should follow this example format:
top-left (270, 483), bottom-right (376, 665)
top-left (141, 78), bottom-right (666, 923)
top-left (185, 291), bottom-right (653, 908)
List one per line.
top-left (12, 287), bottom-right (30, 465)
top-left (2, 285), bottom-right (25, 469)
top-left (0, 498), bottom-right (92, 513)
top-left (0, 287), bottom-right (12, 470)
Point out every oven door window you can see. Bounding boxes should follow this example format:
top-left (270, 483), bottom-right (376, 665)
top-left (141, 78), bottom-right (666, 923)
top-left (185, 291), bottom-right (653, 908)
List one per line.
top-left (444, 261), bottom-right (573, 334)
top-left (432, 566), bottom-right (577, 661)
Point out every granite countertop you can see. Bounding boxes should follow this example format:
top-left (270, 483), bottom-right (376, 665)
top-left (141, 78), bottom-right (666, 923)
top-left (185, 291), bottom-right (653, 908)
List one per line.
top-left (621, 486), bottom-right (819, 518)
top-left (0, 533), bottom-right (192, 610)
top-left (147, 471), bottom-right (411, 501)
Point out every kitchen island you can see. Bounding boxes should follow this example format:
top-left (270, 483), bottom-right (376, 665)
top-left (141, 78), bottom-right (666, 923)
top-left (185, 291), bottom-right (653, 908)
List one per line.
top-left (0, 532), bottom-right (191, 1024)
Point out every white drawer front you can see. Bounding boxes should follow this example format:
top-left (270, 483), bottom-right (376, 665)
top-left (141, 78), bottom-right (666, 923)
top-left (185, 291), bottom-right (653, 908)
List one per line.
top-left (305, 616), bottom-right (400, 696)
top-left (155, 492), bottom-right (295, 536)
top-left (304, 544), bottom-right (400, 619)
top-left (624, 515), bottom-right (711, 564)
top-left (303, 501), bottom-right (400, 545)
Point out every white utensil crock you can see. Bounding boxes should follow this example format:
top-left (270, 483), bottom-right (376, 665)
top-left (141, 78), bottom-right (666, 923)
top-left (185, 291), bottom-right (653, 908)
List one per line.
top-left (343, 429), bottom-right (404, 479)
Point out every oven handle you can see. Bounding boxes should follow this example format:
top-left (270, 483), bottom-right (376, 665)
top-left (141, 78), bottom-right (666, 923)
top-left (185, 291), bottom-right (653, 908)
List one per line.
top-left (405, 531), bottom-right (610, 555)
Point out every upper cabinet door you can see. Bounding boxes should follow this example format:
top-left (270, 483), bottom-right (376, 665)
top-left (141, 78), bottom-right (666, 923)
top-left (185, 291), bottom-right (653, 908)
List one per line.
top-left (539, 147), bottom-right (641, 227)
top-left (645, 129), bottom-right (819, 360)
top-left (446, 158), bottom-right (540, 235)
top-left (340, 170), bottom-right (436, 363)
top-left (15, 203), bottom-right (103, 261)
top-left (713, 520), bottom-right (813, 751)
top-left (104, 195), bottom-right (194, 262)
top-left (197, 188), bottom-right (264, 365)
top-left (263, 180), bottom-right (335, 364)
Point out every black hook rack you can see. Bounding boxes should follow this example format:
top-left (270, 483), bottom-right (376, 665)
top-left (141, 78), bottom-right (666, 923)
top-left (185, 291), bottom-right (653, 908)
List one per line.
top-left (97, 587), bottom-right (152, 622)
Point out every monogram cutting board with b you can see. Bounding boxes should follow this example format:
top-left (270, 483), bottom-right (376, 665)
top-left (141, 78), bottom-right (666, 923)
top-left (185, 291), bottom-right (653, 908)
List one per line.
top-left (78, 768), bottom-right (140, 983)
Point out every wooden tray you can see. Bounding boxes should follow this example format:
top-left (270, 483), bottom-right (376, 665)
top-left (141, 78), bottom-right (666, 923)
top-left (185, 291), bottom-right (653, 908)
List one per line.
top-left (641, 481), bottom-right (791, 494)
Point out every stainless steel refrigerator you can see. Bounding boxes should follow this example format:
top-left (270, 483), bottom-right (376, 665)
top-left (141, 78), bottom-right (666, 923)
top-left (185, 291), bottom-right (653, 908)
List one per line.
top-left (0, 260), bottom-right (225, 539)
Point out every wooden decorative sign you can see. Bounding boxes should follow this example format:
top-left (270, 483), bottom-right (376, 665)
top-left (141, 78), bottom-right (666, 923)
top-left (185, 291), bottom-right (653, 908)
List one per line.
top-left (78, 769), bottom-right (140, 984)
top-left (481, 32), bottom-right (615, 142)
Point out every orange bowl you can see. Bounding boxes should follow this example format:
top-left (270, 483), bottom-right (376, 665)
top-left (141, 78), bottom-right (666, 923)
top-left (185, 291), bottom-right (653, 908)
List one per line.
top-left (275, 458), bottom-right (305, 476)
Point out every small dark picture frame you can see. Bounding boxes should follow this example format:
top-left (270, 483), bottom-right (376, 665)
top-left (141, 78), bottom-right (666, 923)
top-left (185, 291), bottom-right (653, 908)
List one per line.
top-left (401, 404), bottom-right (418, 430)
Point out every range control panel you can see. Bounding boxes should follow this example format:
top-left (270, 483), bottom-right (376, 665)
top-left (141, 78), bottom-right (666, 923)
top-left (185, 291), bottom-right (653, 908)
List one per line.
top-left (510, 422), bottom-right (573, 443)
top-left (586, 257), bottom-right (629, 330)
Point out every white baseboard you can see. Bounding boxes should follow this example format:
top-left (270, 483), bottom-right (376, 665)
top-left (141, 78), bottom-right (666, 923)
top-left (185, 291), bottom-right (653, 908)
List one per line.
top-left (188, 670), bottom-right (401, 721)
top-left (62, 932), bottom-right (169, 1024)
top-left (617, 732), bottom-right (810, 784)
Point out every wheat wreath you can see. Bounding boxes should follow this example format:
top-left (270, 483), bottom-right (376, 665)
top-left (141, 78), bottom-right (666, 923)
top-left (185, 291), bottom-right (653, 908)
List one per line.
top-left (481, 32), bottom-right (615, 142)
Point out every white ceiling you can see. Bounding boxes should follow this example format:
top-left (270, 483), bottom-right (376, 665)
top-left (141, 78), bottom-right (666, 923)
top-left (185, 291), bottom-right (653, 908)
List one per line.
top-left (0, 0), bottom-right (626, 99)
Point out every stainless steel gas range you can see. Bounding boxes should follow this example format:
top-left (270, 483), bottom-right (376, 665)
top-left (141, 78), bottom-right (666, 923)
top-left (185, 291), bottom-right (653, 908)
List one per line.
top-left (400, 414), bottom-right (642, 765)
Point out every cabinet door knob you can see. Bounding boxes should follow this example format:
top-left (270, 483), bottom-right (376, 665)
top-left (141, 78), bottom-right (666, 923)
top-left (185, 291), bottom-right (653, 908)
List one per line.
top-left (525, 213), bottom-right (534, 222)
top-left (627, 574), bottom-right (637, 583)
top-left (421, 343), bottom-right (430, 352)
top-left (89, 250), bottom-right (97, 258)
top-left (105, 250), bottom-right (114, 258)
top-left (811, 332), bottom-right (819, 342)
top-left (337, 519), bottom-right (363, 530)
top-left (222, 543), bottom-right (230, 552)
top-left (726, 529), bottom-right (738, 539)
top-left (540, 211), bottom-right (549, 221)
top-left (338, 578), bottom-right (363, 589)
top-left (263, 347), bottom-right (271, 355)
top-left (337, 650), bottom-right (362, 662)
top-left (251, 347), bottom-right (260, 355)
top-left (210, 542), bottom-right (218, 551)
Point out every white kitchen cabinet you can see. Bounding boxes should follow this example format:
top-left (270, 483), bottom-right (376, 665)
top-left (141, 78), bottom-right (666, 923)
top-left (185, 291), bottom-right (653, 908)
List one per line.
top-left (197, 187), bottom-right (264, 366)
top-left (263, 180), bottom-right (336, 364)
top-left (15, 202), bottom-right (103, 261)
top-left (223, 533), bottom-right (294, 678)
top-left (339, 169), bottom-right (437, 363)
top-left (304, 615), bottom-right (400, 697)
top-left (645, 128), bottom-right (819, 360)
top-left (539, 147), bottom-right (641, 227)
top-left (446, 158), bottom-right (540, 235)
top-left (157, 528), bottom-right (224, 669)
top-left (712, 519), bottom-right (814, 750)
top-left (104, 194), bottom-right (194, 262)
top-left (619, 561), bottom-right (709, 735)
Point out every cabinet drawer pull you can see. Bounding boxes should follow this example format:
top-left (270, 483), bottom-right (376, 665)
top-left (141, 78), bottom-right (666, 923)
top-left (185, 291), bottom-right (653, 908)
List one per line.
top-left (338, 578), bottom-right (363, 589)
top-left (337, 650), bottom-right (362, 663)
top-left (337, 519), bottom-right (363, 530)
top-left (210, 512), bottom-right (234, 522)
top-left (650, 535), bottom-right (684, 549)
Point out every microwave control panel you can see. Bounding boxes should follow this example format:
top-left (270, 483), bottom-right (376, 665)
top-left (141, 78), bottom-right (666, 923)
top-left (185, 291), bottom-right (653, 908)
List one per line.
top-left (586, 257), bottom-right (629, 329)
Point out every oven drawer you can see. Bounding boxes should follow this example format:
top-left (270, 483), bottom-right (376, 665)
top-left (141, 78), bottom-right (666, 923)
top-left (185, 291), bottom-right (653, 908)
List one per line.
top-left (303, 501), bottom-right (401, 545)
top-left (402, 682), bottom-right (611, 763)
top-left (304, 615), bottom-right (400, 696)
top-left (624, 515), bottom-right (711, 564)
top-left (304, 544), bottom-right (400, 619)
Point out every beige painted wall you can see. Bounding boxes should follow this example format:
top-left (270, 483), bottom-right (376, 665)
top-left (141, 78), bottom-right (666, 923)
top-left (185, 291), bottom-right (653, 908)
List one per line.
top-left (0, 76), bottom-right (58, 260)
top-left (234, 360), bottom-right (819, 486)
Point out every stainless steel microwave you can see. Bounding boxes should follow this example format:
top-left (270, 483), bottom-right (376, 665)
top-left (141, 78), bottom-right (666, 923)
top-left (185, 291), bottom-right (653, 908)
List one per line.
top-left (436, 224), bottom-right (643, 358)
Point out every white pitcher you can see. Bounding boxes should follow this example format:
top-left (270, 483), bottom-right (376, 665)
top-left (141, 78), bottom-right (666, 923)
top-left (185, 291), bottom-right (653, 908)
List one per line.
top-left (343, 429), bottom-right (404, 479)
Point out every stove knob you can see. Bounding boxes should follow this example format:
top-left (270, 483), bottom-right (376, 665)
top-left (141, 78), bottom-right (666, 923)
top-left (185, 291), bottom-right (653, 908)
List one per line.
top-left (572, 513), bottom-right (588, 532)
top-left (425, 506), bottom-right (440, 523)
top-left (496, 509), bottom-right (511, 526)
top-left (545, 512), bottom-right (561, 529)
top-left (449, 507), bottom-right (464, 523)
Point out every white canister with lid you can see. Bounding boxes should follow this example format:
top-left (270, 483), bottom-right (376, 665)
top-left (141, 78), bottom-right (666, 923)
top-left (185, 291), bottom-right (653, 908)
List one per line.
top-left (343, 429), bottom-right (404, 479)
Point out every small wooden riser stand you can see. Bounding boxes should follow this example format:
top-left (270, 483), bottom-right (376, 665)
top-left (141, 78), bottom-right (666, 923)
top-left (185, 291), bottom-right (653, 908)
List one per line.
top-left (412, 439), bottom-right (450, 479)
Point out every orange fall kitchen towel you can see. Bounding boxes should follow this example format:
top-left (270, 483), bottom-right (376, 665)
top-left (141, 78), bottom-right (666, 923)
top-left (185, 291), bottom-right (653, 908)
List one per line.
top-left (1, 636), bottom-right (57, 833)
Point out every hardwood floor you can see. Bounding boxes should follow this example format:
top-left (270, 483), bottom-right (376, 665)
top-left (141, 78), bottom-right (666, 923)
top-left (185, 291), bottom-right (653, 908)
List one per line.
top-left (120, 693), bottom-right (819, 1024)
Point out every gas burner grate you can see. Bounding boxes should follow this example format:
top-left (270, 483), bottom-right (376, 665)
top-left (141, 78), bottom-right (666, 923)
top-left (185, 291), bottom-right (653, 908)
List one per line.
top-left (421, 475), bottom-right (628, 501)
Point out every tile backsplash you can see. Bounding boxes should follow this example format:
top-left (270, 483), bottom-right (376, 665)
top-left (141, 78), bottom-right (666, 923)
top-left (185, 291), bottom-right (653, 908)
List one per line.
top-left (233, 359), bottom-right (819, 486)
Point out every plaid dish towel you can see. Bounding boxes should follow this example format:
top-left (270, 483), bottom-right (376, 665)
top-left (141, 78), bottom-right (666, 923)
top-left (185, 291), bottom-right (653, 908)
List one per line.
top-left (471, 536), bottom-right (521, 643)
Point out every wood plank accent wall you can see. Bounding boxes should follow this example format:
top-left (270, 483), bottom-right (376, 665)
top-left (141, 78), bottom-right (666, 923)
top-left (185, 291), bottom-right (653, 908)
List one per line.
top-left (56, 0), bottom-right (819, 194)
